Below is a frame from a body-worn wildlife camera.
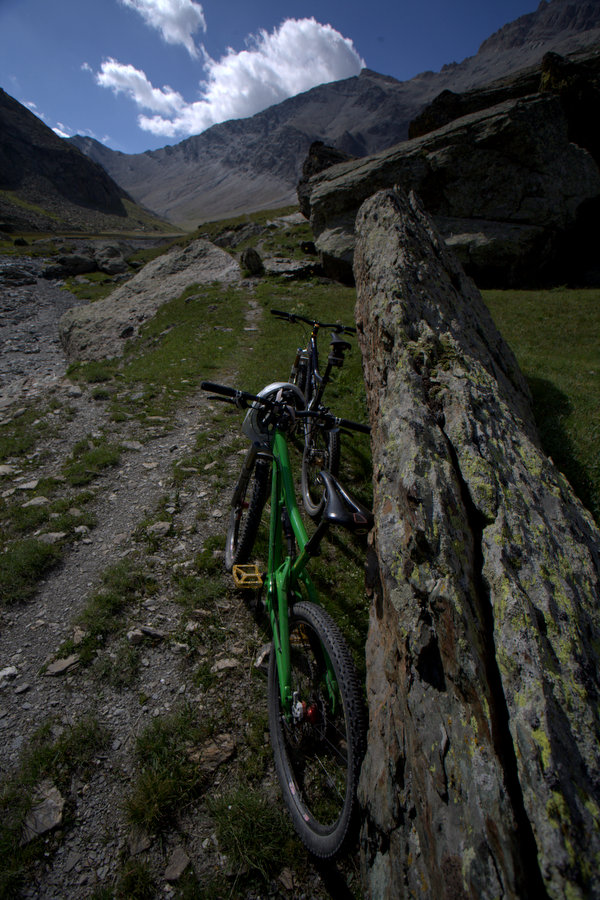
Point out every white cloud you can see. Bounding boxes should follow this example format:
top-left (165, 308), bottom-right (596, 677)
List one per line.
top-left (119, 0), bottom-right (206, 58)
top-left (97, 17), bottom-right (364, 138)
top-left (53, 124), bottom-right (71, 138)
top-left (96, 59), bottom-right (185, 116)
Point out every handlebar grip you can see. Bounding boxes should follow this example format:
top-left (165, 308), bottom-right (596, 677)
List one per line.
top-left (270, 308), bottom-right (291, 320)
top-left (337, 417), bottom-right (371, 434)
top-left (200, 381), bottom-right (237, 398)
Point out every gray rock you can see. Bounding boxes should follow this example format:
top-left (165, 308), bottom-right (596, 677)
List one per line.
top-left (354, 188), bottom-right (600, 900)
top-left (94, 243), bottom-right (129, 275)
top-left (296, 140), bottom-right (356, 219)
top-left (43, 254), bottom-right (97, 279)
top-left (45, 654), bottom-right (80, 676)
top-left (306, 94), bottom-right (600, 286)
top-left (147, 521), bottom-right (171, 537)
top-left (59, 239), bottom-right (241, 360)
top-left (0, 264), bottom-right (37, 285)
top-left (263, 257), bottom-right (321, 279)
top-left (38, 531), bottom-right (67, 544)
top-left (128, 828), bottom-right (152, 855)
top-left (21, 781), bottom-right (65, 844)
top-left (0, 666), bottom-right (18, 682)
top-left (240, 246), bottom-right (264, 275)
top-left (164, 846), bottom-right (190, 882)
top-left (212, 222), bottom-right (265, 249)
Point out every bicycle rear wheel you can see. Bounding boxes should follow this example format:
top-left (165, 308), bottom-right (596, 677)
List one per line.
top-left (224, 450), bottom-right (270, 571)
top-left (268, 601), bottom-right (366, 858)
top-left (301, 424), bottom-right (340, 518)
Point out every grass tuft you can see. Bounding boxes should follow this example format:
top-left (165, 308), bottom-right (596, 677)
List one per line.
top-left (210, 787), bottom-right (298, 882)
top-left (125, 704), bottom-right (213, 833)
top-left (0, 538), bottom-right (62, 604)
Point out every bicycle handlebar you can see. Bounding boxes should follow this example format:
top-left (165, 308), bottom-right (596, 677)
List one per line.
top-left (200, 380), bottom-right (271, 409)
top-left (200, 381), bottom-right (370, 434)
top-left (270, 308), bottom-right (356, 335)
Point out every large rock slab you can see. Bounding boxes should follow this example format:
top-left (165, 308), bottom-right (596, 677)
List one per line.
top-left (59, 239), bottom-right (240, 360)
top-left (354, 188), bottom-right (600, 899)
top-left (307, 93), bottom-right (600, 286)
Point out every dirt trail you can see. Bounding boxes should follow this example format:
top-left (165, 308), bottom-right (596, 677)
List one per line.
top-left (0, 269), bottom-right (345, 897)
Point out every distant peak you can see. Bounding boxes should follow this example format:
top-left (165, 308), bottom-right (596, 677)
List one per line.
top-left (359, 68), bottom-right (400, 85)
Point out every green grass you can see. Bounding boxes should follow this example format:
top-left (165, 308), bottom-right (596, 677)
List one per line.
top-left (63, 271), bottom-right (121, 302)
top-left (0, 403), bottom-right (55, 461)
top-left (209, 787), bottom-right (298, 883)
top-left (55, 558), bottom-right (157, 666)
top-left (483, 288), bottom-right (600, 522)
top-left (125, 704), bottom-right (213, 833)
top-left (68, 282), bottom-right (251, 422)
top-left (62, 436), bottom-right (122, 486)
top-left (0, 538), bottom-right (63, 604)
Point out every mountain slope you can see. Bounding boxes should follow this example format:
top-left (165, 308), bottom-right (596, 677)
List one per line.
top-left (0, 89), bottom-right (169, 233)
top-left (70, 0), bottom-right (600, 228)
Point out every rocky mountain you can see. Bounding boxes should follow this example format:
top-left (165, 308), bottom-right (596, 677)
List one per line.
top-left (69, 0), bottom-right (600, 228)
top-left (0, 89), bottom-right (169, 234)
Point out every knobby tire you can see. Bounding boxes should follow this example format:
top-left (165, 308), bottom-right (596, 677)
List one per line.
top-left (224, 453), bottom-right (269, 571)
top-left (268, 601), bottom-right (366, 858)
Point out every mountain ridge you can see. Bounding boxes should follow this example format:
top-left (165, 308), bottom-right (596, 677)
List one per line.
top-left (0, 88), bottom-right (170, 234)
top-left (68, 0), bottom-right (600, 227)
top-left (31, 0), bottom-right (600, 228)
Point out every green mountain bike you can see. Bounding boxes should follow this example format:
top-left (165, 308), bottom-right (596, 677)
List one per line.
top-left (201, 379), bottom-right (372, 858)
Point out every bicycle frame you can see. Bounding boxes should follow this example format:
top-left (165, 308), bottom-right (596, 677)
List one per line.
top-left (301, 323), bottom-right (332, 410)
top-left (266, 429), bottom-right (337, 714)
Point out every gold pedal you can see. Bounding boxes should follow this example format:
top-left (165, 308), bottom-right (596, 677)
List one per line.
top-left (232, 564), bottom-right (264, 588)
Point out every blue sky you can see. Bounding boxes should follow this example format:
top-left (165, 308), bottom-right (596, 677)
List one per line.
top-left (0, 0), bottom-right (539, 154)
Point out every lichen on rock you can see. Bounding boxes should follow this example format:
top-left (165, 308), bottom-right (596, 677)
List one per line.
top-left (354, 187), bottom-right (600, 899)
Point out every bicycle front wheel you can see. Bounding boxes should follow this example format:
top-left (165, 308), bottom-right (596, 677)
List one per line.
top-left (301, 425), bottom-right (340, 518)
top-left (268, 601), bottom-right (366, 858)
top-left (224, 451), bottom-right (269, 571)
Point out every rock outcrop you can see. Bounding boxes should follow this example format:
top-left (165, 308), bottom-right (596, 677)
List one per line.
top-left (297, 141), bottom-right (355, 219)
top-left (304, 50), bottom-right (600, 287)
top-left (354, 188), bottom-right (600, 899)
top-left (59, 240), bottom-right (240, 360)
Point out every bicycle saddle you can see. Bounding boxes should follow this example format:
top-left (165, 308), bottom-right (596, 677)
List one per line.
top-left (318, 470), bottom-right (373, 533)
top-left (329, 332), bottom-right (351, 353)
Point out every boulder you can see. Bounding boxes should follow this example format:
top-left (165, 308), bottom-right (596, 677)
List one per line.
top-left (211, 222), bottom-right (266, 249)
top-left (305, 93), bottom-right (600, 286)
top-left (94, 243), bottom-right (129, 275)
top-left (59, 239), bottom-right (240, 360)
top-left (411, 50), bottom-right (600, 167)
top-left (240, 246), bottom-right (264, 276)
top-left (354, 188), bottom-right (600, 900)
top-left (42, 253), bottom-right (97, 279)
top-left (296, 140), bottom-right (356, 219)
